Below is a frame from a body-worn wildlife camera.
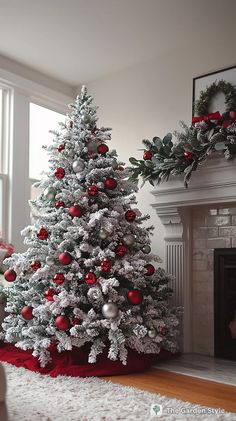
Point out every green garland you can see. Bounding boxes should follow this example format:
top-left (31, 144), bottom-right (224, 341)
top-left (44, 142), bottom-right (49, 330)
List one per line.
top-left (129, 79), bottom-right (236, 188)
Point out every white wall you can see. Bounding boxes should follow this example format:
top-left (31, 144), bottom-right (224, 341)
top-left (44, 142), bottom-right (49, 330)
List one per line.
top-left (87, 44), bottom-right (235, 264)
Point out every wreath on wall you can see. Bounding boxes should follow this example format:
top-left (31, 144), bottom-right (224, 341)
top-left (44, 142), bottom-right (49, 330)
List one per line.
top-left (129, 80), bottom-right (236, 187)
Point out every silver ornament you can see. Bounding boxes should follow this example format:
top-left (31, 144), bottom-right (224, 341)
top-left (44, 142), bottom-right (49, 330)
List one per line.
top-left (99, 229), bottom-right (109, 239)
top-left (72, 160), bottom-right (85, 173)
top-left (123, 234), bottom-right (135, 246)
top-left (142, 245), bottom-right (151, 254)
top-left (68, 150), bottom-right (75, 160)
top-left (46, 256), bottom-right (55, 266)
top-left (148, 328), bottom-right (157, 338)
top-left (81, 114), bottom-right (91, 124)
top-left (43, 187), bottom-right (56, 201)
top-left (111, 159), bottom-right (118, 170)
top-left (102, 303), bottom-right (119, 318)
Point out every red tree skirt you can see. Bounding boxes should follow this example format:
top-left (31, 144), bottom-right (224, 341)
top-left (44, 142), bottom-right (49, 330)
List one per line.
top-left (0, 342), bottom-right (178, 377)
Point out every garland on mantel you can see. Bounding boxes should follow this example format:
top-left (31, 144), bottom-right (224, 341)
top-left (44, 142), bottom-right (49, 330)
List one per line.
top-left (129, 80), bottom-right (236, 188)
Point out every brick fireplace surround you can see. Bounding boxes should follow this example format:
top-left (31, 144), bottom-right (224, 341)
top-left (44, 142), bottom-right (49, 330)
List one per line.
top-left (151, 156), bottom-right (236, 356)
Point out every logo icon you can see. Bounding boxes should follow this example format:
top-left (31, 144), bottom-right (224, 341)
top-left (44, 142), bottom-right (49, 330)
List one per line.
top-left (151, 403), bottom-right (163, 417)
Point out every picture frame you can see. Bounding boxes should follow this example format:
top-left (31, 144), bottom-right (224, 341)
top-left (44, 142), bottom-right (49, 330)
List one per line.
top-left (192, 65), bottom-right (236, 117)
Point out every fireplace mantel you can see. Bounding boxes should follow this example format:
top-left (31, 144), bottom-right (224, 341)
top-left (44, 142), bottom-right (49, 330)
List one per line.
top-left (151, 156), bottom-right (236, 354)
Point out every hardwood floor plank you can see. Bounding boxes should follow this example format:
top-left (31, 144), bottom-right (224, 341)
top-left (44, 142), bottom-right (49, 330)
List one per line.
top-left (102, 368), bottom-right (236, 413)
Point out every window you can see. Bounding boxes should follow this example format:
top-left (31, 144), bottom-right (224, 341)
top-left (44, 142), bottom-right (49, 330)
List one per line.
top-left (29, 103), bottom-right (65, 181)
top-left (0, 87), bottom-right (10, 240)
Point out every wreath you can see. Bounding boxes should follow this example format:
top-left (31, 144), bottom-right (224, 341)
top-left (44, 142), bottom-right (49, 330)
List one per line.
top-left (129, 79), bottom-right (236, 188)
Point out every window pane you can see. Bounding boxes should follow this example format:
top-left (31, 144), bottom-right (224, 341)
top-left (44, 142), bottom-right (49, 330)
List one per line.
top-left (29, 103), bottom-right (65, 180)
top-left (0, 178), bottom-right (2, 237)
top-left (0, 88), bottom-right (3, 173)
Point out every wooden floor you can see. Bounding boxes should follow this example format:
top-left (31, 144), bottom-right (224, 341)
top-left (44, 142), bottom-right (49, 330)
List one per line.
top-left (103, 368), bottom-right (236, 413)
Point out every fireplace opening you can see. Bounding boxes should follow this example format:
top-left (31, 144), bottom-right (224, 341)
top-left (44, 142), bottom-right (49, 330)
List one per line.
top-left (214, 248), bottom-right (236, 360)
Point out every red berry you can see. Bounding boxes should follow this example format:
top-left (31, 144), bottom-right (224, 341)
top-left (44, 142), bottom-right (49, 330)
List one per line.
top-left (21, 305), bottom-right (33, 320)
top-left (100, 260), bottom-right (112, 272)
top-left (127, 289), bottom-right (143, 305)
top-left (97, 144), bottom-right (109, 155)
top-left (37, 228), bottom-right (49, 240)
top-left (87, 185), bottom-right (98, 196)
top-left (67, 121), bottom-right (73, 128)
top-left (55, 201), bottom-right (65, 209)
top-left (104, 178), bottom-right (117, 190)
top-left (54, 167), bottom-right (65, 179)
top-left (69, 205), bottom-right (82, 218)
top-left (183, 151), bottom-right (193, 160)
top-left (4, 269), bottom-right (17, 282)
top-left (58, 144), bottom-right (65, 152)
top-left (145, 264), bottom-right (155, 276)
top-left (115, 245), bottom-right (127, 257)
top-left (55, 315), bottom-right (70, 330)
top-left (44, 288), bottom-right (57, 301)
top-left (31, 261), bottom-right (41, 271)
top-left (125, 210), bottom-right (136, 222)
top-left (72, 318), bottom-right (81, 326)
top-left (117, 165), bottom-right (124, 171)
top-left (53, 273), bottom-right (65, 285)
top-left (85, 272), bottom-right (97, 285)
top-left (143, 150), bottom-right (153, 160)
top-left (58, 252), bottom-right (73, 265)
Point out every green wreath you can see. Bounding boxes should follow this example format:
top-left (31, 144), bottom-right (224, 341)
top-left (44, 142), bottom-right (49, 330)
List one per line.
top-left (195, 79), bottom-right (236, 116)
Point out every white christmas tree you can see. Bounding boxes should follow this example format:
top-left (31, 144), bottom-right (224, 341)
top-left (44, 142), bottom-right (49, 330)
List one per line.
top-left (2, 87), bottom-right (180, 367)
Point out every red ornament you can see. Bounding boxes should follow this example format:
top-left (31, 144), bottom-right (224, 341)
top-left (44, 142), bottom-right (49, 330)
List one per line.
top-left (230, 111), bottom-right (236, 119)
top-left (117, 165), bottom-right (124, 171)
top-left (145, 264), bottom-right (155, 276)
top-left (72, 318), bottom-right (81, 326)
top-left (69, 205), bottom-right (82, 218)
top-left (160, 326), bottom-right (168, 336)
top-left (125, 210), bottom-right (136, 222)
top-left (44, 288), bottom-right (57, 301)
top-left (4, 269), bottom-right (16, 282)
top-left (58, 252), bottom-right (73, 265)
top-left (104, 178), bottom-right (117, 190)
top-left (87, 185), bottom-right (98, 197)
top-left (55, 200), bottom-right (65, 209)
top-left (55, 315), bottom-right (70, 330)
top-left (85, 272), bottom-right (97, 285)
top-left (37, 228), bottom-right (49, 240)
top-left (67, 120), bottom-right (73, 128)
top-left (53, 273), bottom-right (65, 285)
top-left (58, 144), bottom-right (65, 152)
top-left (100, 260), bottom-right (112, 272)
top-left (21, 305), bottom-right (33, 320)
top-left (97, 143), bottom-right (109, 155)
top-left (127, 289), bottom-right (143, 305)
top-left (54, 167), bottom-right (65, 179)
top-left (143, 150), bottom-right (153, 160)
top-left (183, 151), bottom-right (193, 160)
top-left (115, 245), bottom-right (127, 257)
top-left (31, 261), bottom-right (41, 271)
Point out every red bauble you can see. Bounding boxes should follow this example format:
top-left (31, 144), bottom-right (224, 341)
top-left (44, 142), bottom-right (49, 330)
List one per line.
top-left (4, 269), bottom-right (16, 282)
top-left (69, 205), bottom-right (82, 218)
top-left (54, 167), bottom-right (65, 179)
top-left (97, 143), bottom-right (109, 155)
top-left (53, 273), bottom-right (65, 285)
top-left (87, 185), bottom-right (98, 196)
top-left (67, 120), bottom-right (73, 128)
top-left (21, 305), bottom-right (33, 320)
top-left (183, 151), bottom-right (193, 160)
top-left (37, 228), bottom-right (49, 240)
top-left (55, 200), bottom-right (65, 209)
top-left (115, 245), bottom-right (127, 257)
top-left (127, 289), bottom-right (143, 305)
top-left (58, 252), bottom-right (73, 265)
top-left (44, 288), bottom-right (57, 301)
top-left (31, 261), bottom-right (41, 271)
top-left (55, 315), bottom-right (70, 330)
top-left (72, 318), bottom-right (81, 326)
top-left (58, 144), bottom-right (65, 152)
top-left (85, 272), bottom-right (97, 285)
top-left (143, 150), bottom-right (153, 160)
top-left (145, 264), bottom-right (155, 276)
top-left (100, 260), bottom-right (112, 272)
top-left (104, 178), bottom-right (117, 190)
top-left (230, 111), bottom-right (236, 119)
top-left (125, 210), bottom-right (136, 222)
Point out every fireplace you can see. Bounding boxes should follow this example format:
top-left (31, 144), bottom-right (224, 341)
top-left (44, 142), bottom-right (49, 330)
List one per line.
top-left (214, 248), bottom-right (236, 360)
top-left (151, 156), bottom-right (236, 356)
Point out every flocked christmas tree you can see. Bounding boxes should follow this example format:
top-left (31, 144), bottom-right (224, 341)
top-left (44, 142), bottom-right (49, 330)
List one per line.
top-left (2, 87), bottom-right (180, 367)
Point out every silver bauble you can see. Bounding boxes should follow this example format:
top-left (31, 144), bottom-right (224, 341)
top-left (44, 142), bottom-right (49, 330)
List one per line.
top-left (102, 302), bottom-right (119, 318)
top-left (99, 229), bottom-right (109, 239)
top-left (46, 256), bottom-right (55, 266)
top-left (72, 159), bottom-right (85, 173)
top-left (142, 245), bottom-right (151, 254)
top-left (43, 187), bottom-right (56, 201)
top-left (111, 159), bottom-right (118, 170)
top-left (81, 114), bottom-right (91, 124)
top-left (123, 234), bottom-right (135, 246)
top-left (148, 328), bottom-right (157, 338)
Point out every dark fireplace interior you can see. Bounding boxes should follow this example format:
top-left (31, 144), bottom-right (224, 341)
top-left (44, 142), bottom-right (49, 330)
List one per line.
top-left (214, 248), bottom-right (236, 360)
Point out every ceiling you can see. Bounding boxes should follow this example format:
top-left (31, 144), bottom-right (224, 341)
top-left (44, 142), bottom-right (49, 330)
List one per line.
top-left (0, 0), bottom-right (235, 88)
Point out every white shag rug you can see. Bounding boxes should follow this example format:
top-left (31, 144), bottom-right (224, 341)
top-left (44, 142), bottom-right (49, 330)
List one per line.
top-left (3, 363), bottom-right (235, 421)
